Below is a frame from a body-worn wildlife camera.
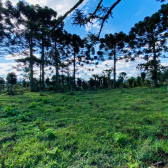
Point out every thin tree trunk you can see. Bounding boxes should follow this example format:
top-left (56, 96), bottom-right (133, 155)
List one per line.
top-left (108, 74), bottom-right (110, 88)
top-left (150, 83), bottom-right (153, 93)
top-left (62, 75), bottom-right (64, 85)
top-left (113, 47), bottom-right (116, 88)
top-left (94, 76), bottom-right (97, 88)
top-left (40, 63), bottom-right (42, 95)
top-left (152, 34), bottom-right (157, 87)
top-left (54, 41), bottom-right (59, 89)
top-left (42, 39), bottom-right (45, 90)
top-left (11, 85), bottom-right (12, 94)
top-left (73, 51), bottom-right (76, 90)
top-left (30, 30), bottom-right (33, 92)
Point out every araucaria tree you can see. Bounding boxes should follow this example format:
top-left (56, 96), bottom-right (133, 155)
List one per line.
top-left (49, 25), bottom-right (69, 90)
top-left (0, 1), bottom-right (9, 57)
top-left (129, 6), bottom-right (168, 86)
top-left (0, 0), bottom-right (19, 57)
top-left (67, 34), bottom-right (84, 90)
top-left (16, 1), bottom-right (41, 91)
top-left (36, 6), bottom-right (57, 90)
top-left (98, 32), bottom-right (126, 88)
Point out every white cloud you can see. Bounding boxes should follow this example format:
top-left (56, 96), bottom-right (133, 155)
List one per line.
top-left (85, 22), bottom-right (92, 32)
top-left (5, 50), bottom-right (41, 60)
top-left (0, 55), bottom-right (159, 81)
top-left (3, 0), bottom-right (89, 16)
top-left (0, 62), bottom-right (23, 79)
top-left (72, 57), bottom-right (147, 80)
top-left (5, 54), bottom-right (26, 60)
top-left (2, 0), bottom-right (101, 32)
top-left (85, 19), bottom-right (100, 32)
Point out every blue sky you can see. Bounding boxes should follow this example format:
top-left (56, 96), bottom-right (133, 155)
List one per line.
top-left (64, 0), bottom-right (166, 36)
top-left (1, 0), bottom-right (167, 80)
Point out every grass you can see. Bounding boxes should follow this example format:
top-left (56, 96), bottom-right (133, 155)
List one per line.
top-left (0, 86), bottom-right (168, 167)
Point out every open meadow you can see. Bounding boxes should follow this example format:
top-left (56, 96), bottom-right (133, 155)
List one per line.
top-left (0, 87), bottom-right (168, 168)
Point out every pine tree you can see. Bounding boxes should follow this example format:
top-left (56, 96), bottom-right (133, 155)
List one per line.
top-left (16, 1), bottom-right (42, 91)
top-left (98, 32), bottom-right (126, 88)
top-left (129, 7), bottom-right (168, 86)
top-left (36, 6), bottom-right (57, 90)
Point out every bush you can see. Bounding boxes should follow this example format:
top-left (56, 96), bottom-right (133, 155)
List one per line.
top-left (145, 79), bottom-right (151, 87)
top-left (34, 128), bottom-right (43, 138)
top-left (45, 128), bottom-right (56, 140)
top-left (0, 77), bottom-right (5, 85)
top-left (28, 102), bottom-right (37, 109)
top-left (17, 113), bottom-right (31, 122)
top-left (10, 112), bottom-right (32, 122)
top-left (113, 132), bottom-right (128, 144)
top-left (6, 72), bottom-right (17, 85)
top-left (4, 104), bottom-right (18, 117)
top-left (6, 72), bottom-right (17, 94)
top-left (13, 84), bottom-right (24, 95)
top-left (17, 99), bottom-right (23, 103)
top-left (128, 77), bottom-right (136, 88)
top-left (42, 98), bottom-right (50, 104)
top-left (122, 82), bottom-right (129, 88)
top-left (55, 106), bottom-right (61, 112)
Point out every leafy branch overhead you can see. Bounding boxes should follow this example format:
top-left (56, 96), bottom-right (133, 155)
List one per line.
top-left (51, 0), bottom-right (165, 37)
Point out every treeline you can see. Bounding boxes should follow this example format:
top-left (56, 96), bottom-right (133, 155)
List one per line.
top-left (0, 1), bottom-right (168, 92)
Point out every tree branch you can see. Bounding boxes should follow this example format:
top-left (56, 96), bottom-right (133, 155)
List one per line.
top-left (50, 0), bottom-right (84, 32)
top-left (87, 0), bottom-right (103, 22)
top-left (98, 0), bottom-right (122, 38)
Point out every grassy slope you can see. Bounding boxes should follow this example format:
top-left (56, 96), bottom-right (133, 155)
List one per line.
top-left (0, 86), bottom-right (168, 168)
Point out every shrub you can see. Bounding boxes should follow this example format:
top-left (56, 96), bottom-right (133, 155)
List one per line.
top-left (113, 132), bottom-right (128, 144)
top-left (42, 98), bottom-right (50, 104)
top-left (17, 99), bottom-right (23, 103)
top-left (122, 82), bottom-right (129, 88)
top-left (28, 102), bottom-right (37, 109)
top-left (4, 104), bottom-right (18, 117)
top-left (6, 72), bottom-right (17, 94)
top-left (55, 106), bottom-right (61, 112)
top-left (10, 112), bottom-right (32, 122)
top-left (6, 72), bottom-right (17, 85)
top-left (0, 77), bottom-right (5, 84)
top-left (34, 128), bottom-right (43, 139)
top-left (128, 77), bottom-right (136, 88)
top-left (17, 113), bottom-right (31, 122)
top-left (75, 97), bottom-right (79, 101)
top-left (36, 117), bottom-right (46, 131)
top-left (36, 97), bottom-right (42, 102)
top-left (45, 128), bottom-right (56, 140)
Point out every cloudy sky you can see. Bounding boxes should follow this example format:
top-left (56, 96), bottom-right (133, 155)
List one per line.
top-left (1, 0), bottom-right (168, 80)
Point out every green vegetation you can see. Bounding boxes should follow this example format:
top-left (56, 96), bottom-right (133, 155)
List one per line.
top-left (1, 87), bottom-right (168, 167)
top-left (0, 1), bottom-right (168, 167)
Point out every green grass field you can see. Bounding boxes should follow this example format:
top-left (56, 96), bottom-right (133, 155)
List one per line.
top-left (0, 86), bottom-right (168, 168)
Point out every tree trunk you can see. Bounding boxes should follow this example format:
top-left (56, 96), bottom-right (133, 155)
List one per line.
top-left (11, 85), bottom-right (13, 94)
top-left (41, 39), bottom-right (45, 90)
top-left (108, 73), bottom-right (110, 88)
top-left (94, 76), bottom-right (97, 88)
top-left (54, 41), bottom-right (59, 89)
top-left (113, 47), bottom-right (116, 88)
top-left (73, 51), bottom-right (76, 90)
top-left (40, 63), bottom-right (42, 95)
top-left (30, 30), bottom-right (33, 92)
top-left (152, 34), bottom-right (157, 87)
